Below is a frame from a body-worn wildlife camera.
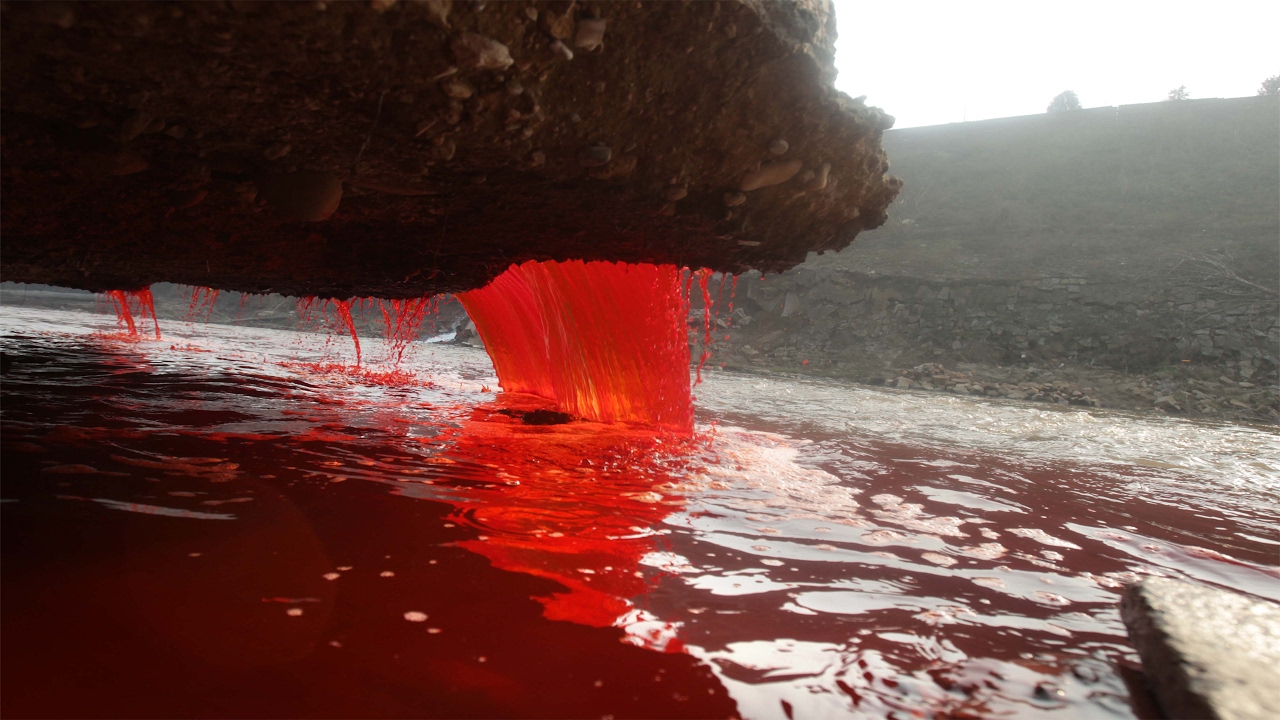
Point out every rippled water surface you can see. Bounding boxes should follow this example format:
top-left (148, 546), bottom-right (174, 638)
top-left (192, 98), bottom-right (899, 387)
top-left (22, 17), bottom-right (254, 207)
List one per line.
top-left (3, 306), bottom-right (1277, 719)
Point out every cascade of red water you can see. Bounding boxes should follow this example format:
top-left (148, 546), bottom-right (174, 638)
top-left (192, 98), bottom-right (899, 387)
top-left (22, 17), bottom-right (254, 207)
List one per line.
top-left (105, 288), bottom-right (161, 339)
top-left (694, 269), bottom-right (714, 385)
top-left (183, 286), bottom-right (220, 321)
top-left (105, 291), bottom-right (137, 336)
top-left (378, 296), bottom-right (437, 366)
top-left (457, 260), bottom-right (692, 432)
top-left (329, 298), bottom-right (361, 366)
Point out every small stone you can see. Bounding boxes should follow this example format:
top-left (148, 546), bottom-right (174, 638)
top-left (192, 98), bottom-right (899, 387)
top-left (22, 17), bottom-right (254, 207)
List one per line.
top-left (430, 66), bottom-right (459, 82)
top-left (451, 33), bottom-right (513, 71)
top-left (440, 79), bottom-right (475, 99)
top-left (574, 18), bottom-right (606, 51)
top-left (723, 191), bottom-right (746, 207)
top-left (263, 142), bottom-right (291, 161)
top-left (589, 154), bottom-right (636, 179)
top-left (550, 40), bottom-right (573, 61)
top-left (421, 0), bottom-right (450, 27)
top-left (256, 171), bottom-right (343, 221)
top-left (664, 185), bottom-right (688, 202)
top-left (431, 139), bottom-right (456, 161)
top-left (524, 7), bottom-right (538, 21)
top-left (505, 77), bottom-right (524, 96)
top-left (528, 150), bottom-right (546, 168)
top-left (769, 138), bottom-right (789, 155)
top-left (115, 112), bottom-right (153, 142)
top-left (578, 144), bottom-right (611, 167)
top-left (165, 124), bottom-right (188, 139)
top-left (803, 163), bottom-right (831, 191)
top-left (739, 160), bottom-right (803, 191)
top-left (540, 10), bottom-right (575, 40)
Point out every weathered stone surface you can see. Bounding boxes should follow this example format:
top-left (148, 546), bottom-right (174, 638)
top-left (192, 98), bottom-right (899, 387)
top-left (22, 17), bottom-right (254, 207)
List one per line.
top-left (0, 0), bottom-right (899, 299)
top-left (1121, 577), bottom-right (1280, 720)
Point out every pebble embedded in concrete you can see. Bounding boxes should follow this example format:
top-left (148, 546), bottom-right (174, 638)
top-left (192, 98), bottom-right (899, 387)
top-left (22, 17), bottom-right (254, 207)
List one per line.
top-left (451, 33), bottom-right (513, 72)
top-left (263, 143), bottom-right (291, 161)
top-left (422, 0), bottom-right (450, 28)
top-left (257, 171), bottom-right (343, 222)
top-left (769, 138), bottom-right (789, 155)
top-left (740, 160), bottom-right (803, 191)
top-left (441, 79), bottom-right (475, 99)
top-left (551, 40), bottom-right (573, 61)
top-left (574, 19), bottom-right (606, 51)
top-left (802, 162), bottom-right (831, 192)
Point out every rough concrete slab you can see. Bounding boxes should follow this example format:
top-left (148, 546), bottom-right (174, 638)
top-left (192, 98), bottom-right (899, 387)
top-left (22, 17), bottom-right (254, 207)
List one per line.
top-left (1121, 577), bottom-right (1280, 720)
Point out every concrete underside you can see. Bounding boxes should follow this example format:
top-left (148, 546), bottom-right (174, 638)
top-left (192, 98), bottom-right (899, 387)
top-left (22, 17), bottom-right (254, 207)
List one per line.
top-left (1, 0), bottom-right (900, 298)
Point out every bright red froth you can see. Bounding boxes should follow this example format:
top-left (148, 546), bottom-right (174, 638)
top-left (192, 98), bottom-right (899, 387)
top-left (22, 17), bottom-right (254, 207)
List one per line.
top-left (458, 260), bottom-right (693, 432)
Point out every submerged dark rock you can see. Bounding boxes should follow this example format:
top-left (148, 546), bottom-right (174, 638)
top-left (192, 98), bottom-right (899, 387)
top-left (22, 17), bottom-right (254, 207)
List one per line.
top-left (0, 0), bottom-right (899, 298)
top-left (521, 409), bottom-right (574, 426)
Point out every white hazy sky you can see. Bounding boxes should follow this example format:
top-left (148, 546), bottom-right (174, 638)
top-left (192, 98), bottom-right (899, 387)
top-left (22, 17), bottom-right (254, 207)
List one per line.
top-left (832, 1), bottom-right (1280, 128)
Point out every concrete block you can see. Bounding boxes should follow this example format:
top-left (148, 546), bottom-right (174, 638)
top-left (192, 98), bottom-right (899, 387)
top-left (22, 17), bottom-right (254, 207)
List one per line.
top-left (1121, 577), bottom-right (1280, 720)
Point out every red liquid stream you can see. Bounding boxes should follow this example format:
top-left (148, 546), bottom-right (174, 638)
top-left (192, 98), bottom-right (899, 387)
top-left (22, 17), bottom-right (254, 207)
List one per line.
top-left (105, 288), bottom-right (161, 340)
top-left (458, 260), bottom-right (693, 432)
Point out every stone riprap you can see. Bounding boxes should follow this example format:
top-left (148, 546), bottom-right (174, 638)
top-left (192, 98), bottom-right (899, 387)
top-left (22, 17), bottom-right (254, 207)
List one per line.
top-left (697, 268), bottom-right (1278, 423)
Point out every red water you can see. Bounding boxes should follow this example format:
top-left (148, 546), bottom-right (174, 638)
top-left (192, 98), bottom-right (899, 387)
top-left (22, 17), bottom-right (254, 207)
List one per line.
top-left (105, 288), bottom-right (161, 340)
top-left (2, 307), bottom-right (1278, 719)
top-left (458, 260), bottom-right (694, 432)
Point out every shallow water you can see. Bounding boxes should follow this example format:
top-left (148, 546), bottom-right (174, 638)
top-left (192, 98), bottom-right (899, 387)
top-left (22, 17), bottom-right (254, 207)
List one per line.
top-left (2, 305), bottom-right (1277, 719)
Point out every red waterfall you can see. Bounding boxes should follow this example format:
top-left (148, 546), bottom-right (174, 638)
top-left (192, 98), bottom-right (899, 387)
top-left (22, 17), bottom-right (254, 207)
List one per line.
top-left (458, 260), bottom-right (693, 432)
top-left (105, 288), bottom-right (161, 340)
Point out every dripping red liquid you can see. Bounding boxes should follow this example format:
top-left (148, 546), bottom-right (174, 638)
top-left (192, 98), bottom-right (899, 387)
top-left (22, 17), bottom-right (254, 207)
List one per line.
top-left (458, 260), bottom-right (693, 432)
top-left (104, 288), bottom-right (161, 340)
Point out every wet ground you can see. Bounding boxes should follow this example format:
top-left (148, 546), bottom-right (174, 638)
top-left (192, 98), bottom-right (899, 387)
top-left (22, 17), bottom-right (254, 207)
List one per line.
top-left (2, 306), bottom-right (1277, 718)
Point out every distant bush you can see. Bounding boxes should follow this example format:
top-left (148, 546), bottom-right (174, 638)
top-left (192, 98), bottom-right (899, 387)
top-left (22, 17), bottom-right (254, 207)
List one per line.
top-left (1260, 75), bottom-right (1280, 96)
top-left (1046, 90), bottom-right (1082, 113)
top-left (1167, 85), bottom-right (1190, 101)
